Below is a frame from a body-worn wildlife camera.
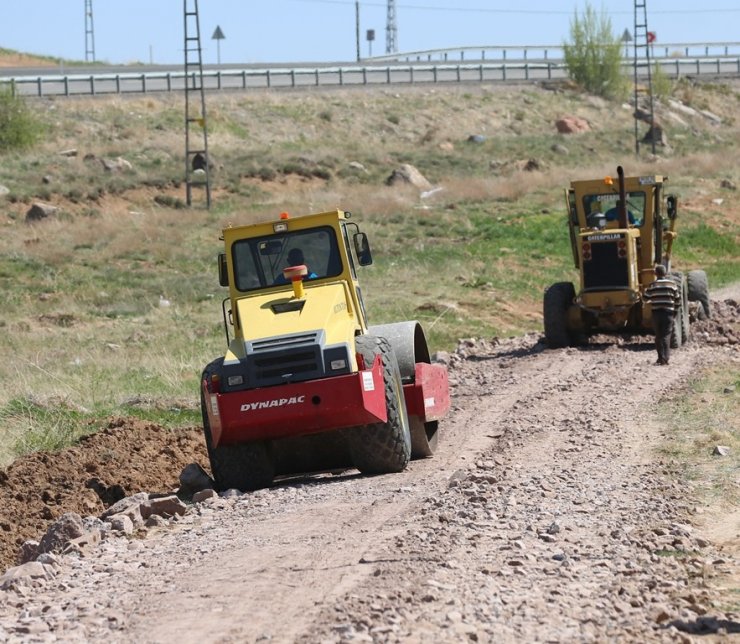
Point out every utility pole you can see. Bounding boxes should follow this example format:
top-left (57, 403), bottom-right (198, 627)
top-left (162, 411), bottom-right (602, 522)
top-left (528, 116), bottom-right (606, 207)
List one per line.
top-left (386, 0), bottom-right (397, 55)
top-left (355, 1), bottom-right (360, 62)
top-left (183, 0), bottom-right (212, 209)
top-left (84, 0), bottom-right (95, 62)
top-left (633, 0), bottom-right (656, 155)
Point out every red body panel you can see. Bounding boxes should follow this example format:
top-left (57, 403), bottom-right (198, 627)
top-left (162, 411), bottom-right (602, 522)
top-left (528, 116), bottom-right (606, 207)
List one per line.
top-left (203, 356), bottom-right (387, 446)
top-left (403, 363), bottom-right (450, 422)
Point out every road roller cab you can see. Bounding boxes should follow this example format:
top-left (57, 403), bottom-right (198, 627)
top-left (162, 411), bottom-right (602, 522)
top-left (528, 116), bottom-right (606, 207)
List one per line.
top-left (201, 209), bottom-right (450, 491)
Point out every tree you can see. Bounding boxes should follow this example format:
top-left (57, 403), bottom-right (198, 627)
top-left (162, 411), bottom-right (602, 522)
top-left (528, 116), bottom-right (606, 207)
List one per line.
top-left (563, 3), bottom-right (627, 99)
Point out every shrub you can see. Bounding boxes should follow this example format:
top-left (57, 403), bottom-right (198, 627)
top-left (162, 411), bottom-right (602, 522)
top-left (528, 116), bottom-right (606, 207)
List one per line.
top-left (563, 3), bottom-right (627, 99)
top-left (154, 194), bottom-right (187, 209)
top-left (0, 89), bottom-right (42, 151)
top-left (652, 62), bottom-right (673, 100)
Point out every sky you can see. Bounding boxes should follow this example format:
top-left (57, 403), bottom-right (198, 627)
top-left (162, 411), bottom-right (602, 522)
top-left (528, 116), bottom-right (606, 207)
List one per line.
top-left (1, 1), bottom-right (739, 66)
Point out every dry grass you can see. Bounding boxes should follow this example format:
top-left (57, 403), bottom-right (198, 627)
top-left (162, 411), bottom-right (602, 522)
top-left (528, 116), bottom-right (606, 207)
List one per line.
top-left (0, 78), bottom-right (739, 463)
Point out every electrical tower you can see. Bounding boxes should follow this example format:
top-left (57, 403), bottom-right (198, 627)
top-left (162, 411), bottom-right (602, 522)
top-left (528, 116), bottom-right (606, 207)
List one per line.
top-left (183, 0), bottom-right (212, 209)
top-left (84, 0), bottom-right (95, 62)
top-left (633, 0), bottom-right (656, 155)
top-left (385, 0), bottom-right (398, 55)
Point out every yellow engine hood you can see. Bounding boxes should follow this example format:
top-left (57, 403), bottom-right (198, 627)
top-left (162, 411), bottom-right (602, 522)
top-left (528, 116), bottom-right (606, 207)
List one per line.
top-left (234, 282), bottom-right (358, 355)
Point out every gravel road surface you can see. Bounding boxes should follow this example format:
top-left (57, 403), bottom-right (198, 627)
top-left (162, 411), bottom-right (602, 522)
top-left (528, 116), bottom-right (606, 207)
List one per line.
top-left (0, 299), bottom-right (738, 643)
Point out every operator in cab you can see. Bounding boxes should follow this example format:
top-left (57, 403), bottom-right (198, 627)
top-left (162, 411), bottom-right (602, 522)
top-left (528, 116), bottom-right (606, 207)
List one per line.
top-left (273, 248), bottom-right (318, 284)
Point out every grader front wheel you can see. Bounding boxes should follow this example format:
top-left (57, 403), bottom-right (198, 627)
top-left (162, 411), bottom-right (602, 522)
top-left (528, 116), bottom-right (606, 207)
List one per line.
top-left (543, 282), bottom-right (575, 348)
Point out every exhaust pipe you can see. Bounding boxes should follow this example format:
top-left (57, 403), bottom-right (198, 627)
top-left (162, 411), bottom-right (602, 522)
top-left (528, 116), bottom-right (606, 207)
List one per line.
top-left (617, 165), bottom-right (628, 229)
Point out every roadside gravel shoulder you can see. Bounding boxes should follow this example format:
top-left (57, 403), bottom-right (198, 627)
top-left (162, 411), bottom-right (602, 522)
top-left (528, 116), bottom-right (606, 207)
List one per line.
top-left (0, 300), bottom-right (737, 643)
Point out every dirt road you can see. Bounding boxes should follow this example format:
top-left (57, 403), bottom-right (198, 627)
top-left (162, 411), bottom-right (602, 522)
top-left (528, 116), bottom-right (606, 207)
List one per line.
top-left (0, 301), bottom-right (738, 642)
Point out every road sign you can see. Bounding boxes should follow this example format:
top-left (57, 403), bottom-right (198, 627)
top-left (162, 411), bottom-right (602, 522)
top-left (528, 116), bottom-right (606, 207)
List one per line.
top-left (647, 31), bottom-right (657, 43)
top-left (621, 28), bottom-right (632, 43)
top-left (212, 26), bottom-right (225, 64)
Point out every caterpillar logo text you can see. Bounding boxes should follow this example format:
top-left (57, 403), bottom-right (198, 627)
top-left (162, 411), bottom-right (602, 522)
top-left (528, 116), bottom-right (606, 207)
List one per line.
top-left (240, 396), bottom-right (306, 412)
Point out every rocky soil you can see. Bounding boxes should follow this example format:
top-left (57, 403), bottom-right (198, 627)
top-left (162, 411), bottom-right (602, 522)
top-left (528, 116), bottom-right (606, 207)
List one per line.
top-left (0, 298), bottom-right (738, 643)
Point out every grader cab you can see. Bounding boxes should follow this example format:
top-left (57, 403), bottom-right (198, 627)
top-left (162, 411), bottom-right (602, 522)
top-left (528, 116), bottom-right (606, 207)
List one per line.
top-left (543, 166), bottom-right (710, 348)
top-left (200, 209), bottom-right (450, 491)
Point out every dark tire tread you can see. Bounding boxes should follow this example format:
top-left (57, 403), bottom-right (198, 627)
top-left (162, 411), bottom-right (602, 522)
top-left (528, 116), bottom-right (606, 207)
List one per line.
top-left (687, 270), bottom-right (710, 319)
top-left (543, 282), bottom-right (575, 348)
top-left (200, 359), bottom-right (275, 492)
top-left (349, 335), bottom-right (411, 474)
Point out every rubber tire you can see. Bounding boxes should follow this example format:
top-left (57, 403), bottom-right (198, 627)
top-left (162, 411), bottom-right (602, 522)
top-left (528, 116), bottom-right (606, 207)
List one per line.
top-left (670, 302), bottom-right (683, 349)
top-left (668, 273), bottom-right (683, 350)
top-left (349, 335), bottom-right (411, 474)
top-left (543, 282), bottom-right (575, 348)
top-left (200, 360), bottom-right (275, 492)
top-left (687, 270), bottom-right (710, 319)
top-left (680, 276), bottom-right (690, 344)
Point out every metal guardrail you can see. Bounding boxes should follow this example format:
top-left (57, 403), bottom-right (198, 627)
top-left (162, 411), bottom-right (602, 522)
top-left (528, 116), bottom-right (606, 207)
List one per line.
top-left (369, 41), bottom-right (740, 63)
top-left (1, 58), bottom-right (739, 98)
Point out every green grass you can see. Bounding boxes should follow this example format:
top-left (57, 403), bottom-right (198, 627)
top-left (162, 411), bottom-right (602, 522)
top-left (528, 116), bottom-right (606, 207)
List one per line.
top-left (657, 366), bottom-right (740, 505)
top-left (675, 220), bottom-right (740, 285)
top-left (1, 186), bottom-right (737, 462)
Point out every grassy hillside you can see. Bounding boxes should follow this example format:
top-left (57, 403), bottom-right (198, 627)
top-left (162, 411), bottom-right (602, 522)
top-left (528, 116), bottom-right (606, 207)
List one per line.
top-left (0, 47), bottom-right (101, 68)
top-left (0, 79), bottom-right (738, 464)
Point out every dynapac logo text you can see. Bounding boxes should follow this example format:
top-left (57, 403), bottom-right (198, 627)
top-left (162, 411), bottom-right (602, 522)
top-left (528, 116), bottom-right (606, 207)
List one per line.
top-left (240, 396), bottom-right (306, 412)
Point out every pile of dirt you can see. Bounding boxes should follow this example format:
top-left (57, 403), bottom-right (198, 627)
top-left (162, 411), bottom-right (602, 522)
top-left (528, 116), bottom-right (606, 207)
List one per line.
top-left (0, 418), bottom-right (206, 571)
top-left (692, 298), bottom-right (740, 345)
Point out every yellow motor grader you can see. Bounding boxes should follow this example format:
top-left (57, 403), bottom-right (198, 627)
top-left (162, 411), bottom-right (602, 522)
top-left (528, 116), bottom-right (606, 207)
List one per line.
top-left (200, 209), bottom-right (450, 491)
top-left (543, 166), bottom-right (710, 348)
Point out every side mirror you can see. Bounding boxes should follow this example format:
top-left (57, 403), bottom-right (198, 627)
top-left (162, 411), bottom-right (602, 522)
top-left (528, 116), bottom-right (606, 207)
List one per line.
top-left (218, 253), bottom-right (229, 287)
top-left (666, 195), bottom-right (678, 220)
top-left (354, 232), bottom-right (372, 266)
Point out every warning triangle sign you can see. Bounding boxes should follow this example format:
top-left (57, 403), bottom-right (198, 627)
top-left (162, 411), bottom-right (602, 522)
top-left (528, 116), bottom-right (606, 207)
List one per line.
top-left (212, 26), bottom-right (225, 40)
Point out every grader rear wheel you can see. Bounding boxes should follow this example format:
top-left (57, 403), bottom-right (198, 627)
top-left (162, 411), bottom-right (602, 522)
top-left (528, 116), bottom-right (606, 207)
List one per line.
top-left (669, 272), bottom-right (689, 349)
top-left (670, 303), bottom-right (684, 349)
top-left (688, 270), bottom-right (710, 319)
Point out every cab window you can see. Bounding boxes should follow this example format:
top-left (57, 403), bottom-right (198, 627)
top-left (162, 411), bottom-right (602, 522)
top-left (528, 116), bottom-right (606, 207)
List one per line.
top-left (583, 192), bottom-right (646, 226)
top-left (232, 226), bottom-right (342, 291)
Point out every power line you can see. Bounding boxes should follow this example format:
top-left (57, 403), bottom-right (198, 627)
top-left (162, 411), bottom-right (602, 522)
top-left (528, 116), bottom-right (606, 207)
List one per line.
top-left (280, 0), bottom-right (740, 16)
